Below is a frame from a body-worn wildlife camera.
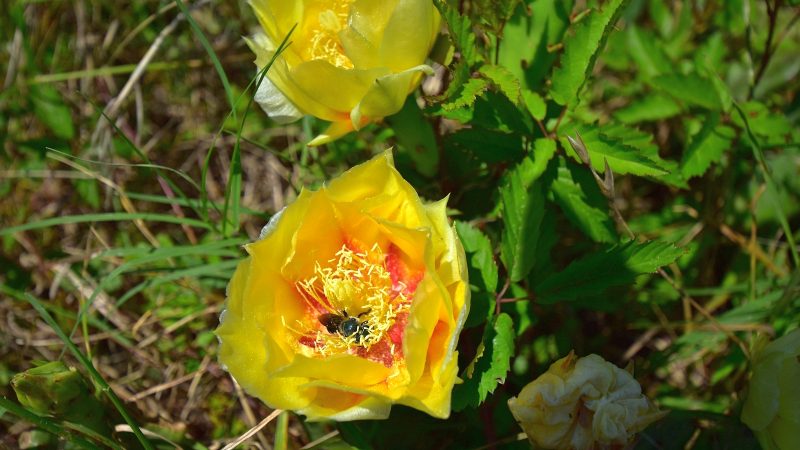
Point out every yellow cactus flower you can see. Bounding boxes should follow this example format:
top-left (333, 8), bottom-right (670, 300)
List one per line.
top-left (508, 352), bottom-right (666, 450)
top-left (216, 150), bottom-right (469, 421)
top-left (247, 0), bottom-right (440, 145)
top-left (741, 329), bottom-right (800, 450)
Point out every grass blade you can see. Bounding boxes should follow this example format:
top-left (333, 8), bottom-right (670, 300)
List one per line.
top-left (0, 212), bottom-right (212, 237)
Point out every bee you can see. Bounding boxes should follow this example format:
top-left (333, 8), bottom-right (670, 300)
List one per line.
top-left (318, 310), bottom-right (371, 343)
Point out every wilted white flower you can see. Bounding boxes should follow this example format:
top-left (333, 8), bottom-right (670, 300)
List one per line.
top-left (508, 352), bottom-right (666, 450)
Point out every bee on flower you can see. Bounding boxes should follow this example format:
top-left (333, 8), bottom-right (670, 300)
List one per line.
top-left (216, 151), bottom-right (469, 421)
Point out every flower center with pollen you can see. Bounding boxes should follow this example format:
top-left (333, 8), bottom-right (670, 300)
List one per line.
top-left (293, 243), bottom-right (417, 365)
top-left (301, 0), bottom-right (354, 69)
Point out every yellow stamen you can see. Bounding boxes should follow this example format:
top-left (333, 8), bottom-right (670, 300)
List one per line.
top-left (294, 243), bottom-right (410, 356)
top-left (297, 0), bottom-right (355, 69)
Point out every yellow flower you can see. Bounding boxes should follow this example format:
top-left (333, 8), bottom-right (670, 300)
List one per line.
top-left (216, 150), bottom-right (469, 421)
top-left (741, 330), bottom-right (800, 450)
top-left (247, 0), bottom-right (440, 145)
top-left (508, 352), bottom-right (666, 450)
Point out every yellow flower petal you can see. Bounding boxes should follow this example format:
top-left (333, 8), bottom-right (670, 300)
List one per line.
top-left (246, 0), bottom-right (440, 143)
top-left (216, 150), bottom-right (469, 421)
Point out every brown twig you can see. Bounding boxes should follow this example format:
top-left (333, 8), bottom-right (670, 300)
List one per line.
top-left (750, 0), bottom-right (784, 98)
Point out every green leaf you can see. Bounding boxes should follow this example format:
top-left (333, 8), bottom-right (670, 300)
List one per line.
top-left (472, 91), bottom-right (532, 133)
top-left (550, 158), bottom-right (617, 243)
top-left (455, 221), bottom-right (498, 294)
top-left (550, 0), bottom-right (630, 105)
top-left (434, 0), bottom-right (480, 65)
top-left (614, 92), bottom-right (683, 124)
top-left (499, 0), bottom-right (574, 90)
top-left (522, 89), bottom-right (547, 121)
top-left (456, 221), bottom-right (499, 329)
top-left (530, 138), bottom-right (558, 179)
top-left (452, 313), bottom-right (515, 411)
top-left (442, 77), bottom-right (490, 111)
top-left (649, 73), bottom-right (723, 110)
top-left (681, 114), bottom-right (734, 179)
top-left (30, 84), bottom-right (75, 140)
top-left (480, 64), bottom-right (521, 103)
top-left (559, 122), bottom-right (669, 176)
top-left (535, 240), bottom-right (685, 303)
top-left (500, 156), bottom-right (548, 282)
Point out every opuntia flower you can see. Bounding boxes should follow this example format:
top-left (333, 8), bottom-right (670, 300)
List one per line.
top-left (216, 150), bottom-right (469, 420)
top-left (247, 0), bottom-right (440, 145)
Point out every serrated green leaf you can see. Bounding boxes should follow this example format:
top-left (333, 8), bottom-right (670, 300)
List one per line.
top-left (529, 138), bottom-right (558, 181)
top-left (442, 78), bottom-right (490, 111)
top-left (472, 91), bottom-right (532, 133)
top-left (500, 157), bottom-right (548, 282)
top-left (681, 114), bottom-right (734, 179)
top-left (456, 221), bottom-right (499, 329)
top-left (499, 0), bottom-right (574, 90)
top-left (614, 93), bottom-right (683, 124)
top-left (442, 60), bottom-right (471, 101)
top-left (535, 240), bottom-right (685, 303)
top-left (452, 313), bottom-right (515, 410)
top-left (434, 0), bottom-right (480, 64)
top-left (522, 89), bottom-right (547, 120)
top-left (480, 64), bottom-right (521, 103)
top-left (649, 73), bottom-right (723, 110)
top-left (559, 122), bottom-right (669, 176)
top-left (455, 221), bottom-right (498, 294)
top-left (550, 158), bottom-right (617, 243)
top-left (550, 0), bottom-right (630, 105)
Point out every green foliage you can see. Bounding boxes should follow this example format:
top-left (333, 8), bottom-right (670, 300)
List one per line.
top-left (550, 158), bottom-right (617, 243)
top-left (535, 240), bottom-right (685, 303)
top-left (500, 155), bottom-right (548, 282)
top-left (452, 313), bottom-right (515, 410)
top-left (550, 0), bottom-right (630, 105)
top-left (559, 121), bottom-right (669, 176)
top-left (434, 0), bottom-right (481, 65)
top-left (650, 73), bottom-right (723, 110)
top-left (681, 114), bottom-right (735, 180)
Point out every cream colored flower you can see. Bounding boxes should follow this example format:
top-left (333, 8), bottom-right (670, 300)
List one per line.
top-left (741, 329), bottom-right (800, 450)
top-left (508, 352), bottom-right (666, 450)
